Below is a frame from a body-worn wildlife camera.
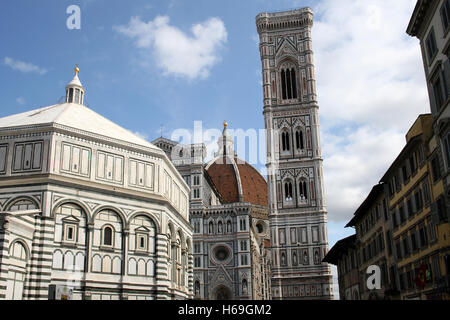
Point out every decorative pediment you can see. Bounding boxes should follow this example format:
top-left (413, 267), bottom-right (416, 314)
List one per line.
top-left (210, 265), bottom-right (233, 287)
top-left (276, 41), bottom-right (298, 58)
top-left (62, 215), bottom-right (80, 224)
top-left (135, 226), bottom-right (150, 233)
top-left (295, 168), bottom-right (310, 178)
top-left (280, 169), bottom-right (295, 179)
top-left (275, 118), bottom-right (291, 129)
top-left (292, 116), bottom-right (306, 127)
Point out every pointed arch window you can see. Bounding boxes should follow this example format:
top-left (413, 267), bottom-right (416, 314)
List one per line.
top-left (295, 130), bottom-right (305, 150)
top-left (280, 65), bottom-right (298, 100)
top-left (281, 131), bottom-right (291, 152)
top-left (299, 180), bottom-right (308, 200)
top-left (284, 181), bottom-right (293, 201)
top-left (242, 279), bottom-right (248, 295)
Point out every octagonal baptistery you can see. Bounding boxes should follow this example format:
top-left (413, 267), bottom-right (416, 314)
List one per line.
top-left (0, 68), bottom-right (193, 300)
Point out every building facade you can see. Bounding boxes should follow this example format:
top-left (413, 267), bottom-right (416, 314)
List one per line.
top-left (326, 114), bottom-right (450, 300)
top-left (407, 1), bottom-right (450, 299)
top-left (407, 0), bottom-right (450, 196)
top-left (256, 8), bottom-right (333, 300)
top-left (322, 235), bottom-right (360, 300)
top-left (345, 184), bottom-right (397, 300)
top-left (152, 124), bottom-right (271, 300)
top-left (381, 114), bottom-right (450, 300)
top-left (0, 69), bottom-right (193, 300)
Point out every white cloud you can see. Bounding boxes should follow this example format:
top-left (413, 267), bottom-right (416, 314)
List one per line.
top-left (16, 97), bottom-right (26, 105)
top-left (308, 0), bottom-right (429, 222)
top-left (115, 16), bottom-right (227, 80)
top-left (4, 57), bottom-right (48, 75)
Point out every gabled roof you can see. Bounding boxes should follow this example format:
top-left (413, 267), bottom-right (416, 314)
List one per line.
top-left (0, 103), bottom-right (158, 150)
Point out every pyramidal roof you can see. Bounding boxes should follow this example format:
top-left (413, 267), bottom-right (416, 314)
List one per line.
top-left (0, 103), bottom-right (158, 150)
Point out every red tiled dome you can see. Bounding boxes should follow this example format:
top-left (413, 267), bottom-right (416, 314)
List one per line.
top-left (206, 156), bottom-right (268, 207)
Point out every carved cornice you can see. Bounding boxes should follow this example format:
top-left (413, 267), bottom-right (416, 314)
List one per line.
top-left (256, 8), bottom-right (314, 34)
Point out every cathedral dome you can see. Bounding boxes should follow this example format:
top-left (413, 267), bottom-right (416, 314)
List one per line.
top-left (206, 156), bottom-right (268, 207)
top-left (205, 122), bottom-right (268, 207)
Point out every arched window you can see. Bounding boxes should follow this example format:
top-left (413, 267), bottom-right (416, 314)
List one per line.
top-left (281, 131), bottom-right (290, 152)
top-left (9, 241), bottom-right (28, 260)
top-left (284, 181), bottom-right (293, 201)
top-left (280, 65), bottom-right (298, 100)
top-left (281, 252), bottom-right (286, 266)
top-left (195, 281), bottom-right (200, 296)
top-left (102, 226), bottom-right (114, 247)
top-left (242, 279), bottom-right (248, 295)
top-left (295, 130), bottom-right (305, 150)
top-left (299, 180), bottom-right (308, 200)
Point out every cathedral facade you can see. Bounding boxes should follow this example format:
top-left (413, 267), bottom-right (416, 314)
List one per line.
top-left (256, 8), bottom-right (334, 299)
top-left (153, 124), bottom-right (271, 300)
top-left (0, 70), bottom-right (193, 300)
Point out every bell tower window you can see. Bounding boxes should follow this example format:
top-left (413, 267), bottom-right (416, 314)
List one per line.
top-left (296, 130), bottom-right (305, 150)
top-left (299, 180), bottom-right (308, 200)
top-left (280, 64), bottom-right (298, 100)
top-left (284, 181), bottom-right (293, 200)
top-left (281, 131), bottom-right (291, 152)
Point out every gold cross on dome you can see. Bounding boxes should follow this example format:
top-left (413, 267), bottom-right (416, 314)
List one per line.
top-left (74, 64), bottom-right (80, 75)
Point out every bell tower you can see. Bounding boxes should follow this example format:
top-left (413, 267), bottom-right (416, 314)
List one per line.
top-left (256, 8), bottom-right (333, 300)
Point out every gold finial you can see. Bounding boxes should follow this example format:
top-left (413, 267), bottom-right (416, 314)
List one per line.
top-left (74, 64), bottom-right (80, 75)
top-left (223, 120), bottom-right (228, 129)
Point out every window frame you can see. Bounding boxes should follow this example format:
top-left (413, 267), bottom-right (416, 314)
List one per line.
top-left (426, 28), bottom-right (438, 65)
top-left (101, 225), bottom-right (115, 248)
top-left (135, 232), bottom-right (149, 252)
top-left (63, 223), bottom-right (78, 244)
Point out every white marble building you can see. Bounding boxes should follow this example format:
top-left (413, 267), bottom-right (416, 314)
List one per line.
top-left (0, 68), bottom-right (193, 300)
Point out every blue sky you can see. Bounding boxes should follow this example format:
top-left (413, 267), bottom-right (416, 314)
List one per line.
top-left (1, 0), bottom-right (430, 298)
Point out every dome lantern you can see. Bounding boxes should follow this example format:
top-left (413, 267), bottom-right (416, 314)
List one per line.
top-left (217, 120), bottom-right (236, 157)
top-left (65, 64), bottom-right (85, 105)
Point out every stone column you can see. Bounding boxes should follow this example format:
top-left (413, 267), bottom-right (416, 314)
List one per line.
top-left (155, 234), bottom-right (170, 300)
top-left (82, 222), bottom-right (94, 300)
top-left (0, 217), bottom-right (10, 300)
top-left (26, 215), bottom-right (54, 299)
top-left (187, 249), bottom-right (194, 298)
top-left (120, 229), bottom-right (129, 300)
